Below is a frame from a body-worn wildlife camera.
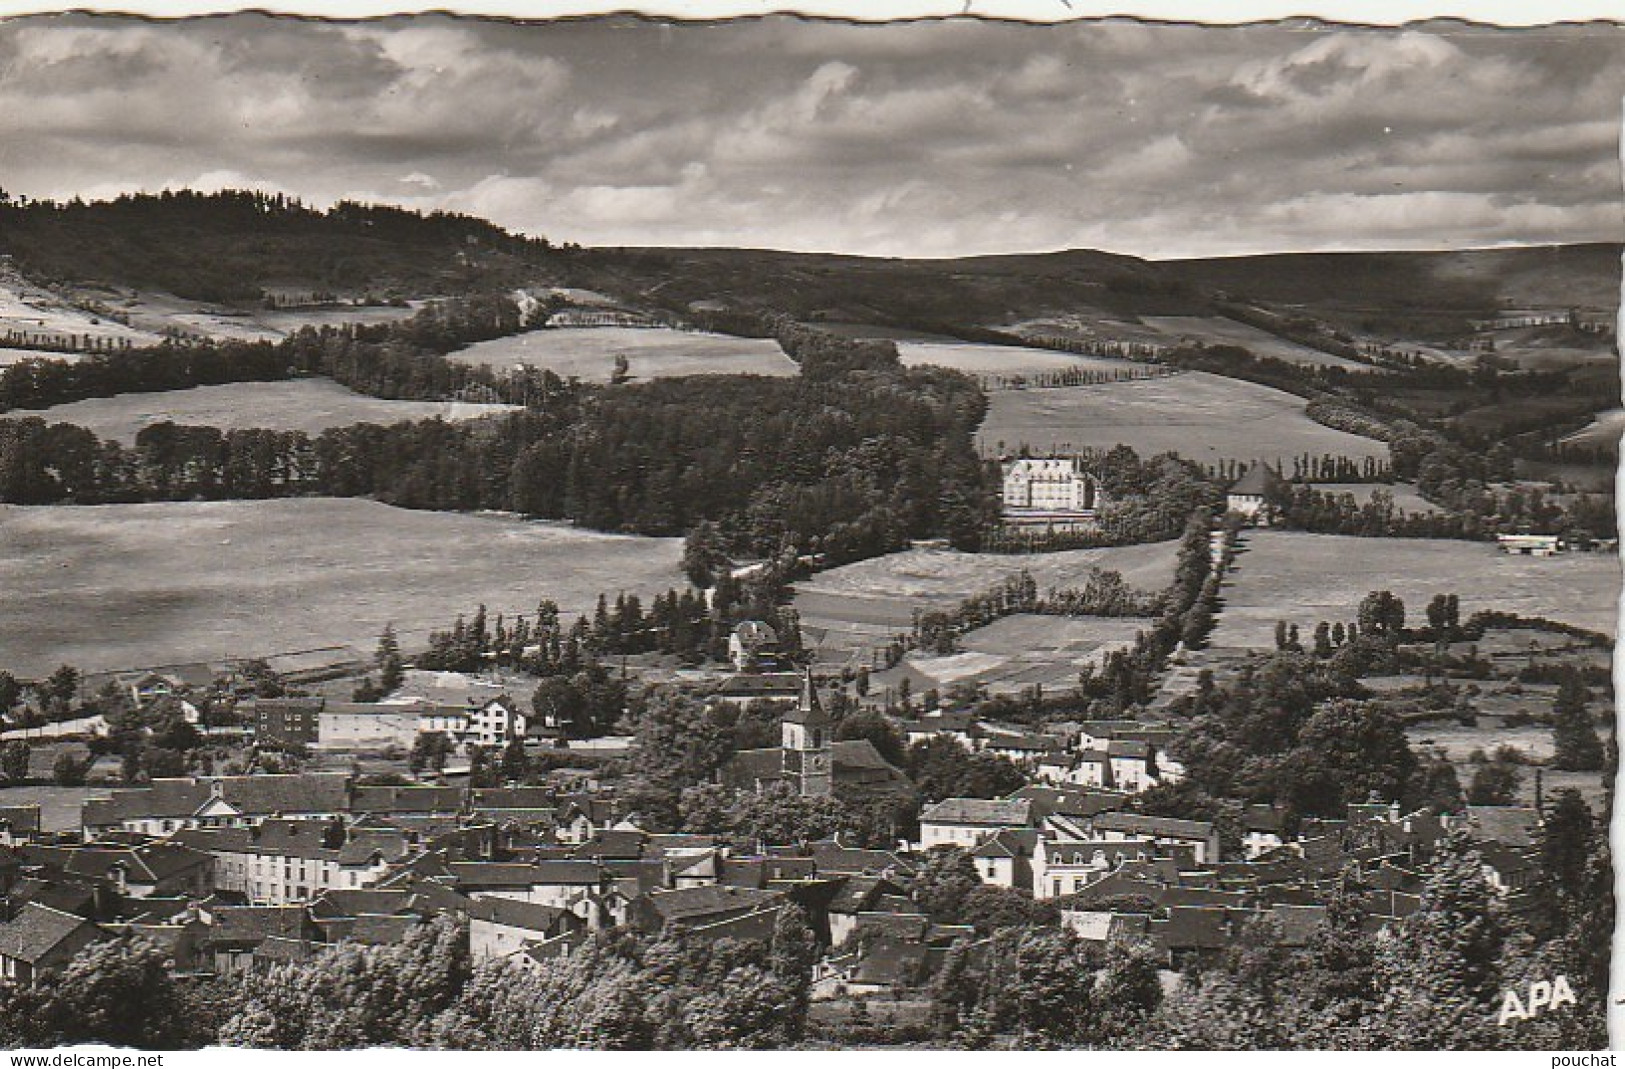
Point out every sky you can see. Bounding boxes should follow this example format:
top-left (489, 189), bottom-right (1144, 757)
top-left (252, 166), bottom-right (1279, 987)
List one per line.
top-left (0, 14), bottom-right (1621, 259)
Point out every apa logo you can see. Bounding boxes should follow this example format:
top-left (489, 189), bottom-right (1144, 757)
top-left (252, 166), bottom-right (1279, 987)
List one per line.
top-left (1498, 975), bottom-right (1576, 1026)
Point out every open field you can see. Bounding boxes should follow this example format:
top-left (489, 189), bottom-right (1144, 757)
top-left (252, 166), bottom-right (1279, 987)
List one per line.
top-left (794, 542), bottom-right (1178, 663)
top-left (976, 371), bottom-right (1388, 466)
top-left (1558, 409), bottom-right (1624, 451)
top-left (1210, 531), bottom-right (1620, 648)
top-left (0, 279), bottom-right (164, 348)
top-left (449, 326), bottom-right (796, 381)
top-left (0, 498), bottom-right (684, 676)
top-left (906, 614), bottom-right (1152, 696)
top-left (895, 341), bottom-right (1138, 376)
top-left (1139, 315), bottom-right (1369, 370)
top-left (1310, 483), bottom-right (1441, 515)
top-left (0, 378), bottom-right (519, 443)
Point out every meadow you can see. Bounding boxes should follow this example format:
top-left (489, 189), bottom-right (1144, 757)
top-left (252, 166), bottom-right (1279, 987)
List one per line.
top-left (906, 613), bottom-right (1153, 696)
top-left (975, 371), bottom-right (1389, 466)
top-left (895, 340), bottom-right (1140, 376)
top-left (1139, 315), bottom-right (1369, 370)
top-left (1558, 408), bottom-right (1624, 451)
top-left (448, 326), bottom-right (797, 381)
top-left (1310, 483), bottom-right (1441, 515)
top-left (0, 378), bottom-right (519, 442)
top-left (793, 541), bottom-right (1179, 666)
top-left (0, 498), bottom-right (685, 676)
top-left (1209, 530), bottom-right (1620, 648)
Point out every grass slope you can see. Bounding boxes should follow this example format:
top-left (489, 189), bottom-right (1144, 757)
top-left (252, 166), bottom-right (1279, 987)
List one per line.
top-left (1211, 530), bottom-right (1620, 648)
top-left (976, 371), bottom-right (1388, 465)
top-left (0, 498), bottom-right (684, 675)
top-left (448, 327), bottom-right (796, 381)
top-left (0, 378), bottom-right (520, 443)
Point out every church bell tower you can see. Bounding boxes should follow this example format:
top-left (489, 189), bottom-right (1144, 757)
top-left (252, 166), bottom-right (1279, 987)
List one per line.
top-left (781, 668), bottom-right (833, 798)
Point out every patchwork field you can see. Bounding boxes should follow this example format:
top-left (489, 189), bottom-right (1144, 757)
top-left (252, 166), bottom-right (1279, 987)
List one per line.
top-left (906, 614), bottom-right (1153, 696)
top-left (976, 371), bottom-right (1389, 466)
top-left (896, 341), bottom-right (1139, 376)
top-left (1210, 530), bottom-right (1620, 649)
top-left (794, 541), bottom-right (1179, 664)
top-left (0, 378), bottom-right (519, 443)
top-left (1139, 315), bottom-right (1369, 370)
top-left (449, 326), bottom-right (796, 381)
top-left (0, 498), bottom-right (685, 676)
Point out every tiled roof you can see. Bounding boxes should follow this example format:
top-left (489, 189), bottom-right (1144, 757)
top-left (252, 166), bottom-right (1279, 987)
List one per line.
top-left (0, 806), bottom-right (41, 833)
top-left (83, 773), bottom-right (353, 825)
top-left (805, 840), bottom-right (915, 877)
top-left (1093, 812), bottom-right (1214, 840)
top-left (919, 797), bottom-right (1032, 827)
top-left (645, 885), bottom-right (781, 923)
top-left (1462, 806), bottom-right (1540, 848)
top-left (468, 896), bottom-right (572, 934)
top-left (0, 903), bottom-right (101, 964)
top-left (208, 906), bottom-right (312, 946)
top-left (349, 786), bottom-right (464, 814)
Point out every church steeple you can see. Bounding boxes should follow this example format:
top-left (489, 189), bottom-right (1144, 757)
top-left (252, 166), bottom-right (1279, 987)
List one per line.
top-left (781, 667), bottom-right (832, 797)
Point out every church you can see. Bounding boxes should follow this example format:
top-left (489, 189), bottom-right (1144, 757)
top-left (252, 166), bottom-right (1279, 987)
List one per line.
top-left (723, 671), bottom-right (909, 799)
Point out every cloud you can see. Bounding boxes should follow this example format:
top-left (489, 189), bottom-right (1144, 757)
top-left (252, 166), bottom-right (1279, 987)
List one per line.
top-left (0, 14), bottom-right (1619, 259)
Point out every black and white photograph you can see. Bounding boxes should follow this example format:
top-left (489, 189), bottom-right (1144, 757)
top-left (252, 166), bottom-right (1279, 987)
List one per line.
top-left (0, 6), bottom-right (1617, 1052)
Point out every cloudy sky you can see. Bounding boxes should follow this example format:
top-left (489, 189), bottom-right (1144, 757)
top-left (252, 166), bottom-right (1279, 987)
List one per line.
top-left (0, 14), bottom-right (1620, 258)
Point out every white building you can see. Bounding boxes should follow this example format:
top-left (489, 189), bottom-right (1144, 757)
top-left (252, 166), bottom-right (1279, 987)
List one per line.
top-left (1001, 457), bottom-right (1101, 515)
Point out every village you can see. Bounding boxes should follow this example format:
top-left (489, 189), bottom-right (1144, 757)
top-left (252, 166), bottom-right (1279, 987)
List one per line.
top-left (0, 452), bottom-right (1606, 1042)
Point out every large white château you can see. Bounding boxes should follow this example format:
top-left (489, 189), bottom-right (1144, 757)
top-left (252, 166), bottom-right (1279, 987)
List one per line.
top-left (1000, 457), bottom-right (1102, 521)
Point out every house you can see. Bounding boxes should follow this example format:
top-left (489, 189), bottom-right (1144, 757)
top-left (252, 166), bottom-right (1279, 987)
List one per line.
top-left (174, 821), bottom-right (409, 904)
top-left (1106, 739), bottom-right (1158, 793)
top-left (634, 884), bottom-right (786, 935)
top-left (22, 842), bottom-right (212, 899)
top-left (247, 697), bottom-right (325, 747)
top-left (970, 828), bottom-right (1038, 890)
top-left (1226, 465), bottom-right (1284, 525)
top-left (980, 733), bottom-right (1059, 766)
top-left (82, 773), bottom-right (354, 837)
top-left (918, 797), bottom-right (1033, 850)
top-left (467, 697), bottom-right (528, 749)
top-left (1001, 457), bottom-right (1101, 516)
top-left (1242, 805), bottom-right (1290, 858)
top-left (1061, 909), bottom-right (1153, 946)
top-left (317, 704), bottom-right (420, 750)
top-left (0, 902), bottom-right (106, 983)
top-left (728, 621), bottom-right (783, 672)
top-left (0, 806), bottom-right (41, 846)
top-left (467, 896), bottom-right (581, 961)
top-left (1497, 533), bottom-right (1563, 557)
top-left (897, 713), bottom-right (980, 750)
top-left (825, 875), bottom-right (918, 946)
top-left (713, 673), bottom-right (801, 709)
top-left (1083, 812), bottom-right (1221, 865)
top-left (203, 905), bottom-right (318, 976)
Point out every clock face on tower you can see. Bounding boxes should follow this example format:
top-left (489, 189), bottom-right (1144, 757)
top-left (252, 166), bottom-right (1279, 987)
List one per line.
top-left (809, 754), bottom-right (827, 772)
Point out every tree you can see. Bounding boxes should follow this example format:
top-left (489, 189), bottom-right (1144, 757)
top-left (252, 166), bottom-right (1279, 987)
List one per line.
top-left (1467, 757), bottom-right (1522, 806)
top-left (1538, 789), bottom-right (1594, 901)
top-left (0, 935), bottom-right (198, 1049)
top-left (769, 904), bottom-right (817, 1041)
top-left (0, 741), bottom-right (28, 783)
top-left (834, 708), bottom-right (904, 766)
top-left (1356, 590), bottom-right (1405, 638)
top-left (51, 749), bottom-right (89, 786)
top-left (499, 737), bottom-right (529, 783)
top-left (681, 520), bottom-right (728, 588)
top-left (1551, 672), bottom-right (1603, 772)
top-left (43, 664), bottom-right (79, 706)
top-left (375, 624), bottom-right (405, 694)
top-left (410, 731), bottom-right (452, 775)
top-left (909, 846), bottom-right (983, 924)
top-left (0, 671), bottom-right (21, 711)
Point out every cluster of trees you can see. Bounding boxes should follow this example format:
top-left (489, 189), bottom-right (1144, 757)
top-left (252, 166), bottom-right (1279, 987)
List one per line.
top-left (771, 320), bottom-right (901, 381)
top-left (0, 293), bottom-right (553, 415)
top-left (0, 189), bottom-right (558, 303)
top-left (911, 567), bottom-right (1159, 656)
top-left (2, 368), bottom-right (991, 564)
top-left (1169, 651), bottom-right (1420, 820)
